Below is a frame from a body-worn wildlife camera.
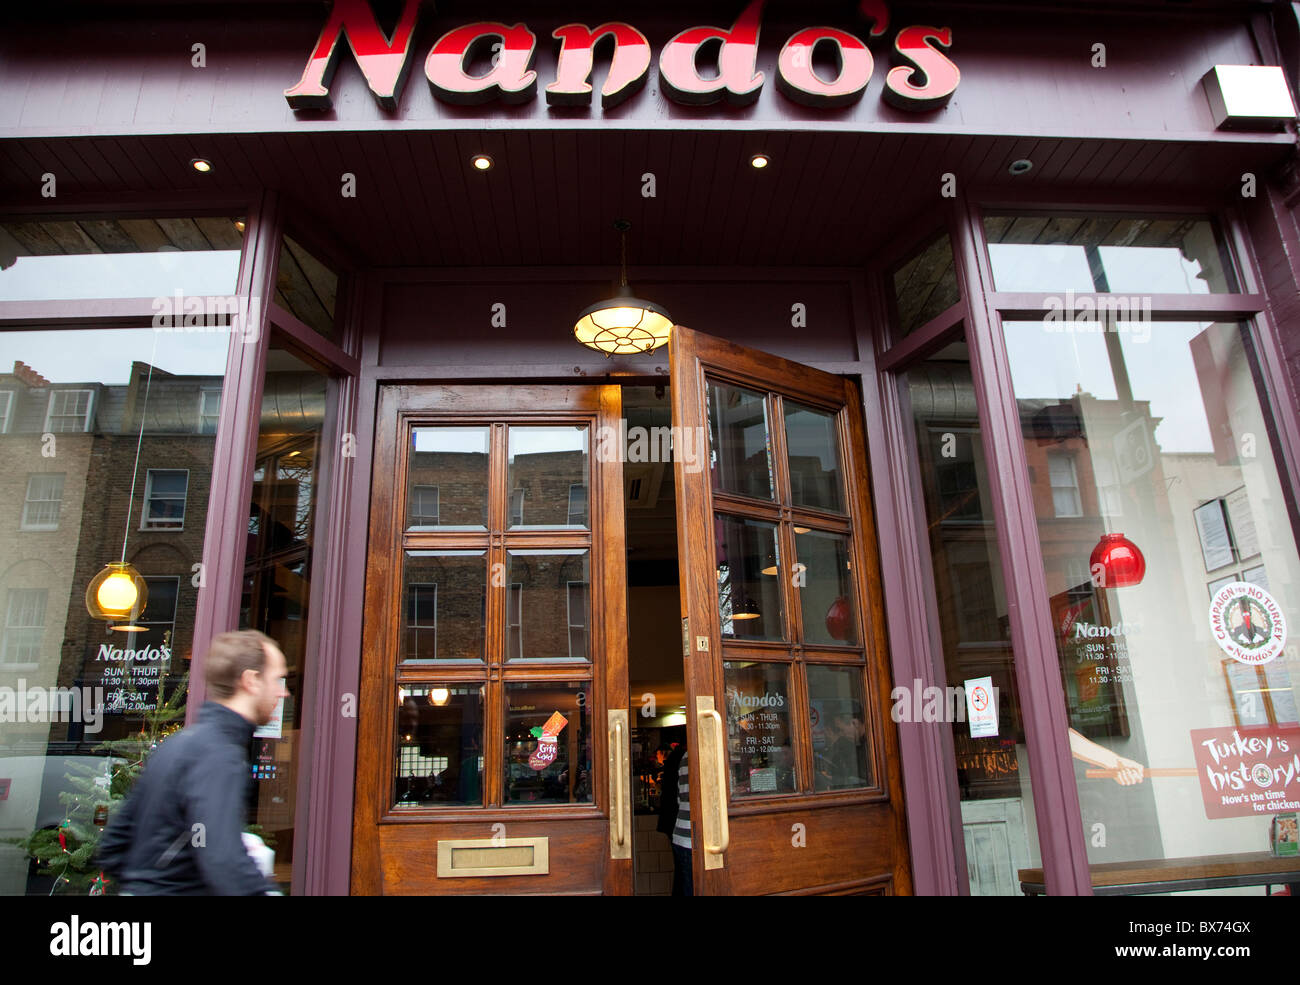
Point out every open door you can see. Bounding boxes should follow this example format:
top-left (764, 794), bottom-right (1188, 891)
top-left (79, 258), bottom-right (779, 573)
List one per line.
top-left (353, 384), bottom-right (632, 895)
top-left (670, 326), bottom-right (912, 895)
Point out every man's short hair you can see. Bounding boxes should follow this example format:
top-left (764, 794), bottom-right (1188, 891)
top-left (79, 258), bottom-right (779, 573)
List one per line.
top-left (204, 629), bottom-right (276, 699)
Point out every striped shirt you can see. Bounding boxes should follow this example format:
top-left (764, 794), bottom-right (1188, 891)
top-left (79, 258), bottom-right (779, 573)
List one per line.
top-left (672, 749), bottom-right (691, 849)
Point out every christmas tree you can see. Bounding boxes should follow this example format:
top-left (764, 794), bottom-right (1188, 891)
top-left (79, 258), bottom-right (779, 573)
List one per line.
top-left (6, 672), bottom-right (188, 895)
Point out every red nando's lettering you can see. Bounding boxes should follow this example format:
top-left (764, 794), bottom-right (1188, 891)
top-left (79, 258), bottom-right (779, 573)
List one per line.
top-left (284, 0), bottom-right (959, 113)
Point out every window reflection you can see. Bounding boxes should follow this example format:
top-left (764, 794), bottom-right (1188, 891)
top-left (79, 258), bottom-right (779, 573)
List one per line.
top-left (0, 217), bottom-right (243, 301)
top-left (0, 327), bottom-right (228, 895)
top-left (984, 214), bottom-right (1237, 294)
top-left (395, 685), bottom-right (484, 807)
top-left (1004, 319), bottom-right (1300, 871)
top-left (240, 346), bottom-right (328, 889)
top-left (507, 426), bottom-right (588, 529)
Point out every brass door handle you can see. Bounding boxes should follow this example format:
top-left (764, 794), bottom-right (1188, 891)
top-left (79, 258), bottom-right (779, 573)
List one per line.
top-left (699, 708), bottom-right (730, 855)
top-left (613, 717), bottom-right (626, 847)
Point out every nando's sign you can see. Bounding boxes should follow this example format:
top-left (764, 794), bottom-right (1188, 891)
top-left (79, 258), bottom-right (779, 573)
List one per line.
top-left (285, 0), bottom-right (960, 114)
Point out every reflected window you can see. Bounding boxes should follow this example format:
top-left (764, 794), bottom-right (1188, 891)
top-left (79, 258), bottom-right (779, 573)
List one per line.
top-left (21, 473), bottom-right (64, 531)
top-left (45, 389), bottom-right (94, 432)
top-left (142, 469), bottom-right (189, 530)
top-left (2, 588), bottom-right (46, 665)
top-left (1047, 453), bottom-right (1082, 518)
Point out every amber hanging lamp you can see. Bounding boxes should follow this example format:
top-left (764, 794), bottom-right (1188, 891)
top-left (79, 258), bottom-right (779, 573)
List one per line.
top-left (86, 352), bottom-right (155, 631)
top-left (573, 219), bottom-right (673, 355)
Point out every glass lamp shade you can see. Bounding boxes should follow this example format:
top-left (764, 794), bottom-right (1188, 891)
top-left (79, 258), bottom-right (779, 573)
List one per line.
top-left (429, 688), bottom-right (451, 707)
top-left (86, 562), bottom-right (149, 625)
top-left (573, 290), bottom-right (673, 355)
top-left (732, 597), bottom-right (761, 620)
top-left (1089, 533), bottom-right (1146, 588)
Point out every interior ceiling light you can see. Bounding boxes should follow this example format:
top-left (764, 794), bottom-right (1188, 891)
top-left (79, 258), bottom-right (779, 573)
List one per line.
top-left (750, 153), bottom-right (770, 168)
top-left (190, 158), bottom-right (212, 173)
top-left (472, 154), bottom-right (493, 171)
top-left (573, 219), bottom-right (673, 356)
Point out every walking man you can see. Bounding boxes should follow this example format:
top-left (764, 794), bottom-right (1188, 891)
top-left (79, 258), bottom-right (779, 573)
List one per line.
top-left (97, 629), bottom-right (288, 895)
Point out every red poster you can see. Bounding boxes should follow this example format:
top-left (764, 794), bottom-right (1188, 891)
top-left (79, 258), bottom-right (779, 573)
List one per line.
top-left (1190, 726), bottom-right (1300, 819)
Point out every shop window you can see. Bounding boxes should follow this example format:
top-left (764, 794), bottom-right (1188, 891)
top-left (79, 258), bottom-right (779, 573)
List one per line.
top-left (901, 337), bottom-right (1042, 895)
top-left (275, 234), bottom-right (339, 342)
top-left (506, 550), bottom-right (589, 661)
top-left (983, 214), bottom-right (1237, 294)
top-left (198, 388), bottom-right (221, 435)
top-left (1047, 452), bottom-right (1083, 517)
top-left (395, 685), bottom-right (484, 807)
top-left (141, 469), bottom-right (189, 530)
top-left (1002, 317), bottom-right (1300, 878)
top-left (238, 344), bottom-right (330, 890)
top-left (45, 389), bottom-right (94, 433)
top-left (507, 426), bottom-right (588, 529)
top-left (21, 473), bottom-right (64, 530)
top-left (0, 216), bottom-right (243, 303)
top-left (400, 551), bottom-right (485, 663)
top-left (1, 587), bottom-right (46, 665)
top-left (0, 324), bottom-right (227, 895)
top-left (891, 232), bottom-right (961, 337)
top-left (406, 428), bottom-right (489, 531)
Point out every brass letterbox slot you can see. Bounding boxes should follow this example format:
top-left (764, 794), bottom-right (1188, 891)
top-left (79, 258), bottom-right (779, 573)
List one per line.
top-left (436, 837), bottom-right (550, 878)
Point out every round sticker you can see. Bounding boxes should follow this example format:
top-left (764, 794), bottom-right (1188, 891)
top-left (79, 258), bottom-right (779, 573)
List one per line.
top-left (1208, 581), bottom-right (1287, 666)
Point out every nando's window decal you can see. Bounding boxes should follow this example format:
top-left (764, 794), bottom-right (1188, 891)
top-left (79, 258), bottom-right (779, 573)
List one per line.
top-left (284, 0), bottom-right (959, 113)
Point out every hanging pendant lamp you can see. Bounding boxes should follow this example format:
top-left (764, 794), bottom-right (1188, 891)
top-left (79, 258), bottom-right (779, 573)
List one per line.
top-left (573, 219), bottom-right (673, 355)
top-left (1089, 532), bottom-right (1146, 589)
top-left (86, 348), bottom-right (156, 632)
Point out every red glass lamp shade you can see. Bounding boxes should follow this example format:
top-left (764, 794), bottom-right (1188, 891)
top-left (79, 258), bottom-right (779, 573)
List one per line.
top-left (825, 595), bottom-right (853, 641)
top-left (1089, 533), bottom-right (1146, 588)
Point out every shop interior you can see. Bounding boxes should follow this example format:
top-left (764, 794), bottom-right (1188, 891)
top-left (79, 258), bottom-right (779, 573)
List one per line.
top-left (621, 385), bottom-right (686, 896)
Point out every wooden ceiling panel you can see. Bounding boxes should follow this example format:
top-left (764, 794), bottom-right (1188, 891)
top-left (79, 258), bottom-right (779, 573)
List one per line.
top-left (1, 130), bottom-right (1290, 268)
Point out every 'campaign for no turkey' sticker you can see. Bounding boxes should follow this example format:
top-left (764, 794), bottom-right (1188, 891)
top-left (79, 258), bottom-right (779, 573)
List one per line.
top-left (1209, 581), bottom-right (1287, 666)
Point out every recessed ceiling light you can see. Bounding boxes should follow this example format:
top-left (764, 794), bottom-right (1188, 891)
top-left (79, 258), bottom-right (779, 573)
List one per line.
top-left (233, 220), bottom-right (246, 232)
top-left (1009, 158), bottom-right (1033, 175)
top-left (190, 158), bottom-right (212, 173)
top-left (472, 154), bottom-right (494, 171)
top-left (750, 154), bottom-right (770, 169)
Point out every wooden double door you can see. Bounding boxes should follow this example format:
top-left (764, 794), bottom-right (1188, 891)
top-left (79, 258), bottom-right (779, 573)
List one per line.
top-left (353, 327), bottom-right (911, 895)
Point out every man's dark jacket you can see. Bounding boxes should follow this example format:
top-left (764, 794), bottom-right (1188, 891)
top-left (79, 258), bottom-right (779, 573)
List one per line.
top-left (97, 701), bottom-right (275, 895)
